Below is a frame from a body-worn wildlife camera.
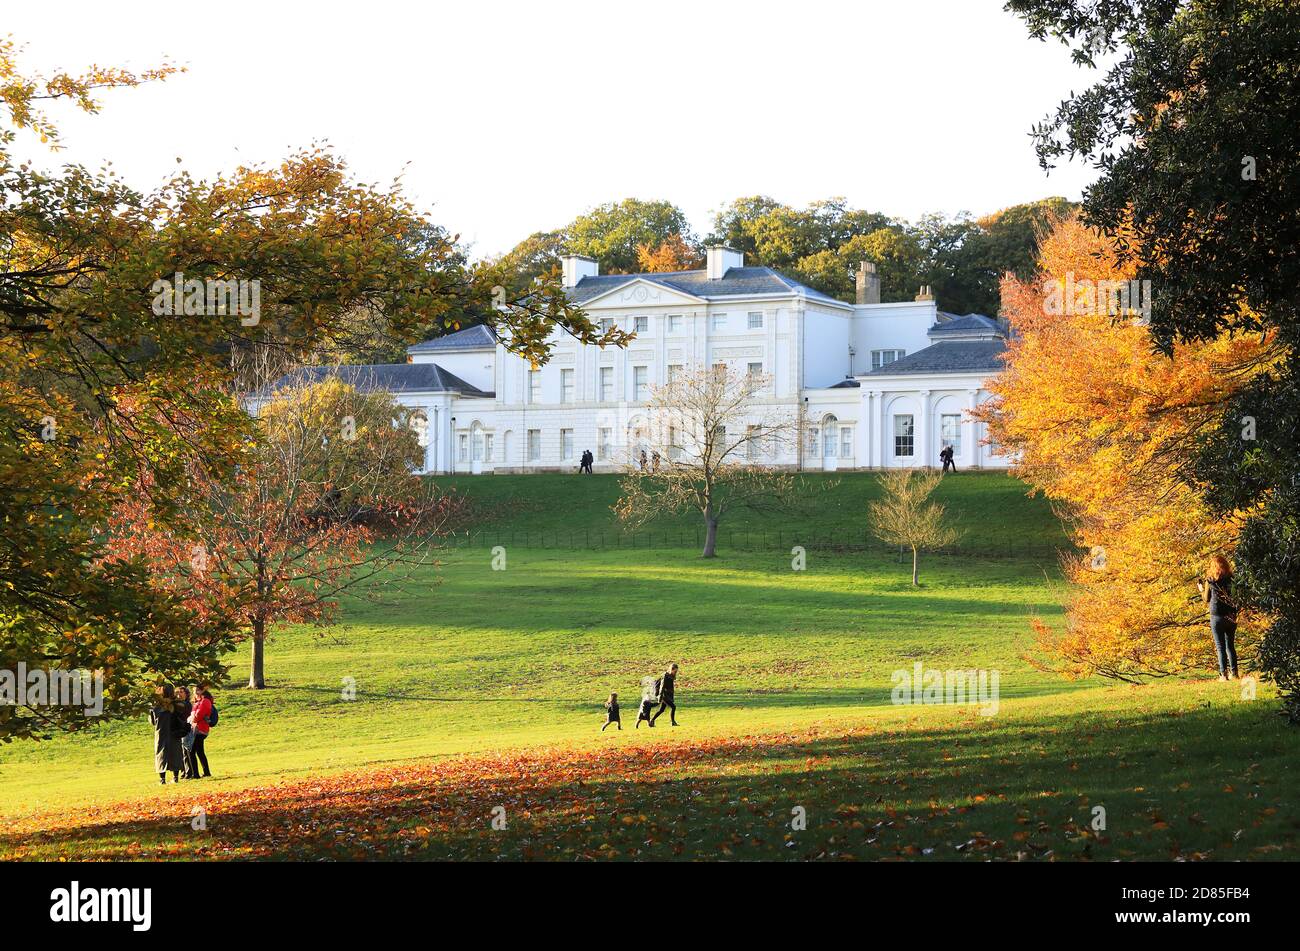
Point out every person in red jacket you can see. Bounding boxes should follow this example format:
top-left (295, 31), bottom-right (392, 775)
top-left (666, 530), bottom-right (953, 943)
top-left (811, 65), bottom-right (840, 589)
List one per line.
top-left (187, 683), bottom-right (214, 778)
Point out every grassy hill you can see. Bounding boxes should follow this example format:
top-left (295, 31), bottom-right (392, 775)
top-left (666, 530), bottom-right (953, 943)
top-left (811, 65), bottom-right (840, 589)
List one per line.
top-left (437, 471), bottom-right (1070, 555)
top-left (2, 472), bottom-right (1295, 861)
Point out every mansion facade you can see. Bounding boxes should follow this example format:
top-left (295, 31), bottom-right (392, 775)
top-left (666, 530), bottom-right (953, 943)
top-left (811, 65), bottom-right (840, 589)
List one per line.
top-left (315, 247), bottom-right (1010, 474)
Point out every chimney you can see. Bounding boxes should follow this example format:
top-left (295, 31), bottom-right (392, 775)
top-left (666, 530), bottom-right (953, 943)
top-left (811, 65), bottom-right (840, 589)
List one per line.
top-left (705, 245), bottom-right (744, 280)
top-left (915, 285), bottom-right (934, 302)
top-left (561, 254), bottom-right (599, 288)
top-left (856, 261), bottom-right (881, 305)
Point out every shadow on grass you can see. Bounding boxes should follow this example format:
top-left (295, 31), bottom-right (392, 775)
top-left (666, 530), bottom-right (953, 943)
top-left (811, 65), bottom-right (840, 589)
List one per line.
top-left (8, 693), bottom-right (1295, 862)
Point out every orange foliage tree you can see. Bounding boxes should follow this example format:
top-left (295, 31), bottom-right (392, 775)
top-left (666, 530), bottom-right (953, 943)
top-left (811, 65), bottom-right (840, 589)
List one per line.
top-left (635, 234), bottom-right (703, 273)
top-left (978, 216), bottom-right (1273, 681)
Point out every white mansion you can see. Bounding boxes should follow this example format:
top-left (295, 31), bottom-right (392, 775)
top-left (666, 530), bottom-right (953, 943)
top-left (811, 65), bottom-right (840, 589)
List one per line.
top-left (309, 247), bottom-right (1010, 474)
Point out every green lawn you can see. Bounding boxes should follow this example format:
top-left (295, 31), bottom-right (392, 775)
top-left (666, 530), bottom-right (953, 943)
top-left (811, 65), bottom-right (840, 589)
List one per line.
top-left (1, 473), bottom-right (1295, 860)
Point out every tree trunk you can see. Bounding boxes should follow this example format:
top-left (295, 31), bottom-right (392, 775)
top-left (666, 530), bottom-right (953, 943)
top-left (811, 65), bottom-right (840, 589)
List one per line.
top-left (702, 515), bottom-right (719, 558)
top-left (911, 546), bottom-right (920, 587)
top-left (248, 619), bottom-right (266, 689)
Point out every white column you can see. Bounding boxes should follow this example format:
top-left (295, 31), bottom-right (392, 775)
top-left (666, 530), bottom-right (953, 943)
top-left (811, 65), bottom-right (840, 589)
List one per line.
top-left (966, 388), bottom-right (980, 469)
top-left (918, 390), bottom-right (931, 468)
top-left (862, 390), bottom-right (874, 468)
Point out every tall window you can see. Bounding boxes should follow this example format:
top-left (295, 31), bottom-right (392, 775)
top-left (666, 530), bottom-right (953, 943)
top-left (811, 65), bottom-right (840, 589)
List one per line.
top-left (472, 429), bottom-right (484, 462)
top-left (840, 426), bottom-right (853, 458)
top-left (633, 365), bottom-right (648, 401)
top-left (822, 419), bottom-right (838, 458)
top-left (807, 427), bottom-right (819, 455)
top-left (527, 429), bottom-right (541, 462)
top-left (634, 315), bottom-right (649, 333)
top-left (484, 433), bottom-right (494, 463)
top-left (599, 366), bottom-right (613, 402)
top-left (872, 349), bottom-right (905, 370)
top-left (747, 361), bottom-right (764, 382)
top-left (560, 368), bottom-right (574, 403)
top-left (710, 313), bottom-right (727, 332)
top-left (668, 425), bottom-right (681, 461)
top-left (598, 427), bottom-right (611, 460)
top-left (894, 414), bottom-right (914, 457)
top-left (667, 314), bottom-right (683, 333)
top-left (561, 428), bottom-right (574, 460)
top-left (458, 433), bottom-right (468, 463)
top-left (747, 311), bottom-right (763, 330)
top-left (528, 369), bottom-right (541, 403)
top-left (941, 414), bottom-right (962, 455)
top-left (746, 425), bottom-right (760, 461)
top-left (667, 364), bottom-right (682, 383)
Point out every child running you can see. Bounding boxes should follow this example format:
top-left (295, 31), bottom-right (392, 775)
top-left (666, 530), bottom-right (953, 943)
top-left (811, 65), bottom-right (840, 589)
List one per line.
top-left (602, 691), bottom-right (621, 731)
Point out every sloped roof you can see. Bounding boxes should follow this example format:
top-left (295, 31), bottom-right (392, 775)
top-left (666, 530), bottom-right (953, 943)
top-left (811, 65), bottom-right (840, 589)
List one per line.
top-left (266, 362), bottom-right (492, 397)
top-left (566, 266), bottom-right (844, 306)
top-left (407, 324), bottom-right (498, 353)
top-left (865, 339), bottom-right (1007, 376)
top-left (927, 314), bottom-right (1004, 338)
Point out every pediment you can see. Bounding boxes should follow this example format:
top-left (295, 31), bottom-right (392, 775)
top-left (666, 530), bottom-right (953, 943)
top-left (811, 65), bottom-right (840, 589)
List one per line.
top-left (579, 277), bottom-right (703, 309)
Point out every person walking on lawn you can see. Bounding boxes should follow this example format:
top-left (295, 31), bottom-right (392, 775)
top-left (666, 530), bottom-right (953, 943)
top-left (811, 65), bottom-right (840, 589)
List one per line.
top-left (649, 663), bottom-right (679, 727)
top-left (602, 691), bottom-right (621, 731)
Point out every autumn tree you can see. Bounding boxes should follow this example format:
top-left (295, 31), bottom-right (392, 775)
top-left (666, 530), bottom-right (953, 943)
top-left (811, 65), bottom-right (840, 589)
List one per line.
top-left (867, 469), bottom-right (961, 586)
top-left (977, 215), bottom-right (1271, 680)
top-left (565, 199), bottom-right (696, 274)
top-left (613, 367), bottom-right (801, 558)
top-left (109, 353), bottom-right (457, 689)
top-left (0, 37), bottom-right (606, 736)
top-left (636, 234), bottom-right (703, 272)
top-left (1007, 0), bottom-right (1298, 711)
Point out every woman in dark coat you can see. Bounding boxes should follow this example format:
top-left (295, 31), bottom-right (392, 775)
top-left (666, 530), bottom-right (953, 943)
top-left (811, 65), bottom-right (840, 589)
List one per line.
top-left (649, 662), bottom-right (680, 727)
top-left (173, 686), bottom-right (195, 779)
top-left (1197, 554), bottom-right (1239, 681)
top-left (150, 685), bottom-right (183, 784)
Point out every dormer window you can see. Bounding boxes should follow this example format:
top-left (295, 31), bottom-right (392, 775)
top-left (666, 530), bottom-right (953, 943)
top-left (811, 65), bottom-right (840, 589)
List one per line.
top-left (872, 349), bottom-right (905, 370)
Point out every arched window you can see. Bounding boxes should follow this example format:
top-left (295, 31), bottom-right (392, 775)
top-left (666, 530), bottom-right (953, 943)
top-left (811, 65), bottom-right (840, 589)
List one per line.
top-left (821, 414), bottom-right (839, 458)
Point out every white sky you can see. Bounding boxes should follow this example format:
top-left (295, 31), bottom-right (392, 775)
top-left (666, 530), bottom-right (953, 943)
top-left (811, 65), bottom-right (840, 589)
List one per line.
top-left (6, 0), bottom-right (1102, 259)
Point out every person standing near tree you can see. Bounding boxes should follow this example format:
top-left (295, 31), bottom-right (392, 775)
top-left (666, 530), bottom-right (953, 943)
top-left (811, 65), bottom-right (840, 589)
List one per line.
top-left (173, 686), bottom-right (195, 779)
top-left (187, 683), bottom-right (215, 777)
top-left (1197, 555), bottom-right (1239, 681)
top-left (149, 685), bottom-right (182, 785)
top-left (649, 663), bottom-right (679, 727)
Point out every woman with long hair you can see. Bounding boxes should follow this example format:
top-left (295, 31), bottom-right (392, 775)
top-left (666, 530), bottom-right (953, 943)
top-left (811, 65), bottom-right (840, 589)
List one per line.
top-left (149, 685), bottom-right (183, 784)
top-left (1197, 554), bottom-right (1239, 681)
top-left (188, 683), bottom-right (214, 778)
top-left (174, 686), bottom-right (196, 779)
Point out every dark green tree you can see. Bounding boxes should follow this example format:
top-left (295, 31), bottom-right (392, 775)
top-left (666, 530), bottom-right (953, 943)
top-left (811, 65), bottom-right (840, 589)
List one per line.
top-left (1006, 0), bottom-right (1300, 716)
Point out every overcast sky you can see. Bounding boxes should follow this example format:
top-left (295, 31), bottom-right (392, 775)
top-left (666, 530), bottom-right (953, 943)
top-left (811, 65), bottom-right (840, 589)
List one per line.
top-left (7, 0), bottom-right (1103, 258)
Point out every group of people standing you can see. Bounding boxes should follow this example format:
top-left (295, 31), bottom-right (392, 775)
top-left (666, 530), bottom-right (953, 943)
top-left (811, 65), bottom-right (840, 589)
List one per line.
top-left (149, 683), bottom-right (215, 784)
top-left (603, 663), bottom-right (679, 731)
